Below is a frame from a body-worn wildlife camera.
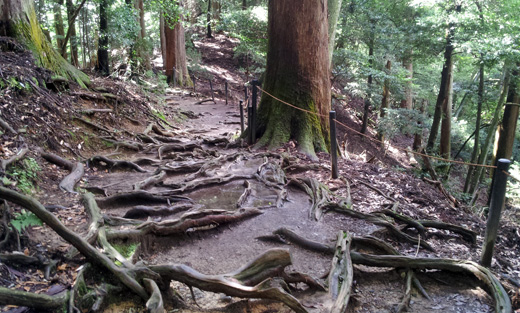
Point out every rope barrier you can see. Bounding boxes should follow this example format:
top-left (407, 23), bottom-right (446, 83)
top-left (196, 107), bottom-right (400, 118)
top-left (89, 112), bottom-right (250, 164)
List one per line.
top-left (503, 170), bottom-right (520, 183)
top-left (256, 86), bottom-right (497, 169)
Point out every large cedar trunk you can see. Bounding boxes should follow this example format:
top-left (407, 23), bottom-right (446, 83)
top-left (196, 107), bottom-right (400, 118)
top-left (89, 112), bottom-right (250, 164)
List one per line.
top-left (0, 0), bottom-right (89, 86)
top-left (255, 0), bottom-right (331, 159)
top-left (163, 14), bottom-right (192, 87)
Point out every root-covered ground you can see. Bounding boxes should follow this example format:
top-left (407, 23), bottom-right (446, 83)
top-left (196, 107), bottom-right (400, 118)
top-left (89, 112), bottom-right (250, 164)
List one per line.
top-left (0, 35), bottom-right (519, 313)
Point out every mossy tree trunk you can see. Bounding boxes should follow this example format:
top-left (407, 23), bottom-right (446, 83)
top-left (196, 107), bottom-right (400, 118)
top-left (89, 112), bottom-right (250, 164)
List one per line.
top-left (65, 0), bottom-right (79, 66)
top-left (255, 0), bottom-right (331, 160)
top-left (494, 65), bottom-right (519, 163)
top-left (163, 4), bottom-right (192, 87)
top-left (0, 0), bottom-right (89, 87)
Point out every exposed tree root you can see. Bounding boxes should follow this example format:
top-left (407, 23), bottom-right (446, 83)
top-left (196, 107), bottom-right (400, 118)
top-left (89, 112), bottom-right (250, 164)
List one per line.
top-left (328, 231), bottom-right (354, 313)
top-left (0, 146), bottom-right (28, 171)
top-left (0, 116), bottom-right (18, 135)
top-left (350, 252), bottom-right (511, 313)
top-left (144, 278), bottom-right (165, 313)
top-left (134, 170), bottom-right (166, 190)
top-left (149, 249), bottom-right (310, 313)
top-left (67, 193), bottom-right (104, 258)
top-left (73, 116), bottom-right (113, 134)
top-left (88, 155), bottom-right (148, 172)
top-left (41, 151), bottom-right (84, 193)
top-left (107, 208), bottom-right (262, 239)
top-left (101, 137), bottom-right (144, 151)
top-left (0, 286), bottom-right (69, 310)
top-left (95, 191), bottom-right (191, 209)
top-left (357, 179), bottom-right (395, 202)
top-left (237, 180), bottom-right (252, 208)
top-left (122, 203), bottom-right (193, 219)
top-left (161, 160), bottom-right (207, 174)
top-left (258, 227), bottom-right (510, 313)
top-left (157, 142), bottom-right (203, 160)
top-left (289, 177), bottom-right (331, 220)
top-left (163, 174), bottom-right (255, 194)
top-left (396, 269), bottom-right (413, 313)
top-left (418, 219), bottom-right (477, 243)
top-left (0, 187), bottom-right (149, 300)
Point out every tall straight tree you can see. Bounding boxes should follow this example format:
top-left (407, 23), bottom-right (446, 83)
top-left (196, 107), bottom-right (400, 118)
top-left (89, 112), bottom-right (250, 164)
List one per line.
top-left (96, 0), bottom-right (109, 76)
top-left (427, 3), bottom-right (461, 156)
top-left (162, 3), bottom-right (192, 87)
top-left (0, 0), bottom-right (89, 86)
top-left (255, 0), bottom-right (331, 159)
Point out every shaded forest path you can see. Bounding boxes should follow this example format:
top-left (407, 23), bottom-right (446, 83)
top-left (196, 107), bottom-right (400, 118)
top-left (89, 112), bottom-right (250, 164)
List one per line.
top-left (1, 34), bottom-right (517, 313)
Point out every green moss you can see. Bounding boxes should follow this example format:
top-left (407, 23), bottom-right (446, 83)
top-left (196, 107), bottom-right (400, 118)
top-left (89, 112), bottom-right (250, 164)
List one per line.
top-left (255, 78), bottom-right (328, 160)
top-left (14, 7), bottom-right (90, 88)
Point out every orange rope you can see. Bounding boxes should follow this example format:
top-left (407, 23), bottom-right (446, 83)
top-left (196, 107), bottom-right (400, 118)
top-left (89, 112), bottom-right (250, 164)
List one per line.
top-left (503, 170), bottom-right (520, 183)
top-left (256, 86), bottom-right (497, 169)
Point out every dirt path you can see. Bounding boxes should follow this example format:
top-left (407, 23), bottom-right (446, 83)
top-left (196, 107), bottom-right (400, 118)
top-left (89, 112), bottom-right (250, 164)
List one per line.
top-left (2, 34), bottom-right (518, 313)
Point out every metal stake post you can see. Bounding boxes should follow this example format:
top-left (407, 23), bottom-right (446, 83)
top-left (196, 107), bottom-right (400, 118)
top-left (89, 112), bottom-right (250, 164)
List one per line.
top-left (239, 100), bottom-right (244, 132)
top-left (209, 79), bottom-right (215, 102)
top-left (330, 111), bottom-right (339, 179)
top-left (481, 158), bottom-right (511, 267)
top-left (251, 80), bottom-right (259, 144)
top-left (225, 81), bottom-right (228, 105)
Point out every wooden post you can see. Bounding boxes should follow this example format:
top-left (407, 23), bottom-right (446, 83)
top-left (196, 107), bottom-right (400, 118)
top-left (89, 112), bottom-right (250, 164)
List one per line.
top-left (244, 85), bottom-right (248, 102)
top-left (192, 76), bottom-right (196, 93)
top-left (330, 111), bottom-right (339, 179)
top-left (251, 79), bottom-right (258, 144)
top-left (247, 104), bottom-right (252, 145)
top-left (481, 158), bottom-right (510, 267)
top-left (209, 79), bottom-right (215, 102)
top-left (239, 100), bottom-right (244, 132)
top-left (225, 81), bottom-right (228, 105)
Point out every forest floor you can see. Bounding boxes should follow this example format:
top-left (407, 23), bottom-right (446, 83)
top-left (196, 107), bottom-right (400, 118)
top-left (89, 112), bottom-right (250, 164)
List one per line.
top-left (0, 34), bottom-right (519, 313)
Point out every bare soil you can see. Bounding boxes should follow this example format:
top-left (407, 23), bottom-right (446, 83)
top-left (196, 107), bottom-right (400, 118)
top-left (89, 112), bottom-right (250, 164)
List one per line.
top-left (0, 33), bottom-right (519, 313)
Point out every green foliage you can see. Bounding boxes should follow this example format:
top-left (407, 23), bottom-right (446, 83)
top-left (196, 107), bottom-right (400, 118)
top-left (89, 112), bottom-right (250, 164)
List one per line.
top-left (10, 209), bottom-right (43, 233)
top-left (216, 6), bottom-right (268, 73)
top-left (7, 158), bottom-right (41, 195)
top-left (378, 108), bottom-right (430, 140)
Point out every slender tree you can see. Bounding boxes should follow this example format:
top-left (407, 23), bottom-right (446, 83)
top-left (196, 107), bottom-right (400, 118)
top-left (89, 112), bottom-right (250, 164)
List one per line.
top-left (96, 0), bottom-right (109, 76)
top-left (255, 0), bottom-right (331, 159)
top-left (328, 0), bottom-right (343, 68)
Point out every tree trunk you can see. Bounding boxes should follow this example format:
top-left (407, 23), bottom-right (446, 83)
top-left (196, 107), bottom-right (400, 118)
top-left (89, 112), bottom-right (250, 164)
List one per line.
top-left (467, 63), bottom-right (511, 194)
top-left (427, 5), bottom-right (460, 152)
top-left (163, 11), bottom-right (192, 87)
top-left (0, 0), bottom-right (89, 86)
top-left (440, 59), bottom-right (453, 159)
top-left (66, 0), bottom-right (79, 66)
top-left (53, 0), bottom-right (66, 57)
top-left (135, 0), bottom-right (151, 71)
top-left (96, 0), bottom-right (109, 76)
top-left (206, 0), bottom-right (212, 38)
top-left (328, 0), bottom-right (343, 68)
top-left (242, 0), bottom-right (247, 10)
top-left (413, 99), bottom-right (427, 151)
top-left (377, 59), bottom-right (391, 146)
top-left (464, 60), bottom-right (484, 193)
top-left (494, 65), bottom-right (519, 162)
top-left (360, 36), bottom-right (374, 134)
top-left (160, 12), bottom-right (166, 64)
top-left (400, 52), bottom-right (413, 109)
top-left (255, 0), bottom-right (331, 160)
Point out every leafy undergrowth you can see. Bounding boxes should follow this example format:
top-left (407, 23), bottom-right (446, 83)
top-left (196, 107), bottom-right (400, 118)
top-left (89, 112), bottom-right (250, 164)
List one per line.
top-left (0, 34), bottom-right (519, 313)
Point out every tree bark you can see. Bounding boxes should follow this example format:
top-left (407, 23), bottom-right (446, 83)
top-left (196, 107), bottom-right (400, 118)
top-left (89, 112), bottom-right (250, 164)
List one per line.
top-left (360, 35), bottom-right (374, 134)
top-left (377, 59), bottom-right (391, 145)
top-left (255, 0), bottom-right (331, 159)
top-left (413, 99), bottom-right (427, 151)
top-left (494, 65), bottom-right (519, 162)
top-left (65, 0), bottom-right (79, 66)
top-left (328, 0), bottom-right (343, 68)
top-left (427, 5), bottom-right (460, 152)
top-left (0, 0), bottom-right (89, 86)
top-left (464, 60), bottom-right (484, 193)
top-left (400, 52), bottom-right (413, 109)
top-left (53, 0), bottom-right (66, 57)
top-left (206, 0), bottom-right (212, 38)
top-left (96, 0), bottom-right (109, 76)
top-left (163, 8), bottom-right (192, 87)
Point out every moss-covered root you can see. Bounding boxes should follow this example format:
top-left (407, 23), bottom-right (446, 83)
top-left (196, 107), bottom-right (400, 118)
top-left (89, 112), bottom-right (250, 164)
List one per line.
top-left (15, 4), bottom-right (90, 88)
